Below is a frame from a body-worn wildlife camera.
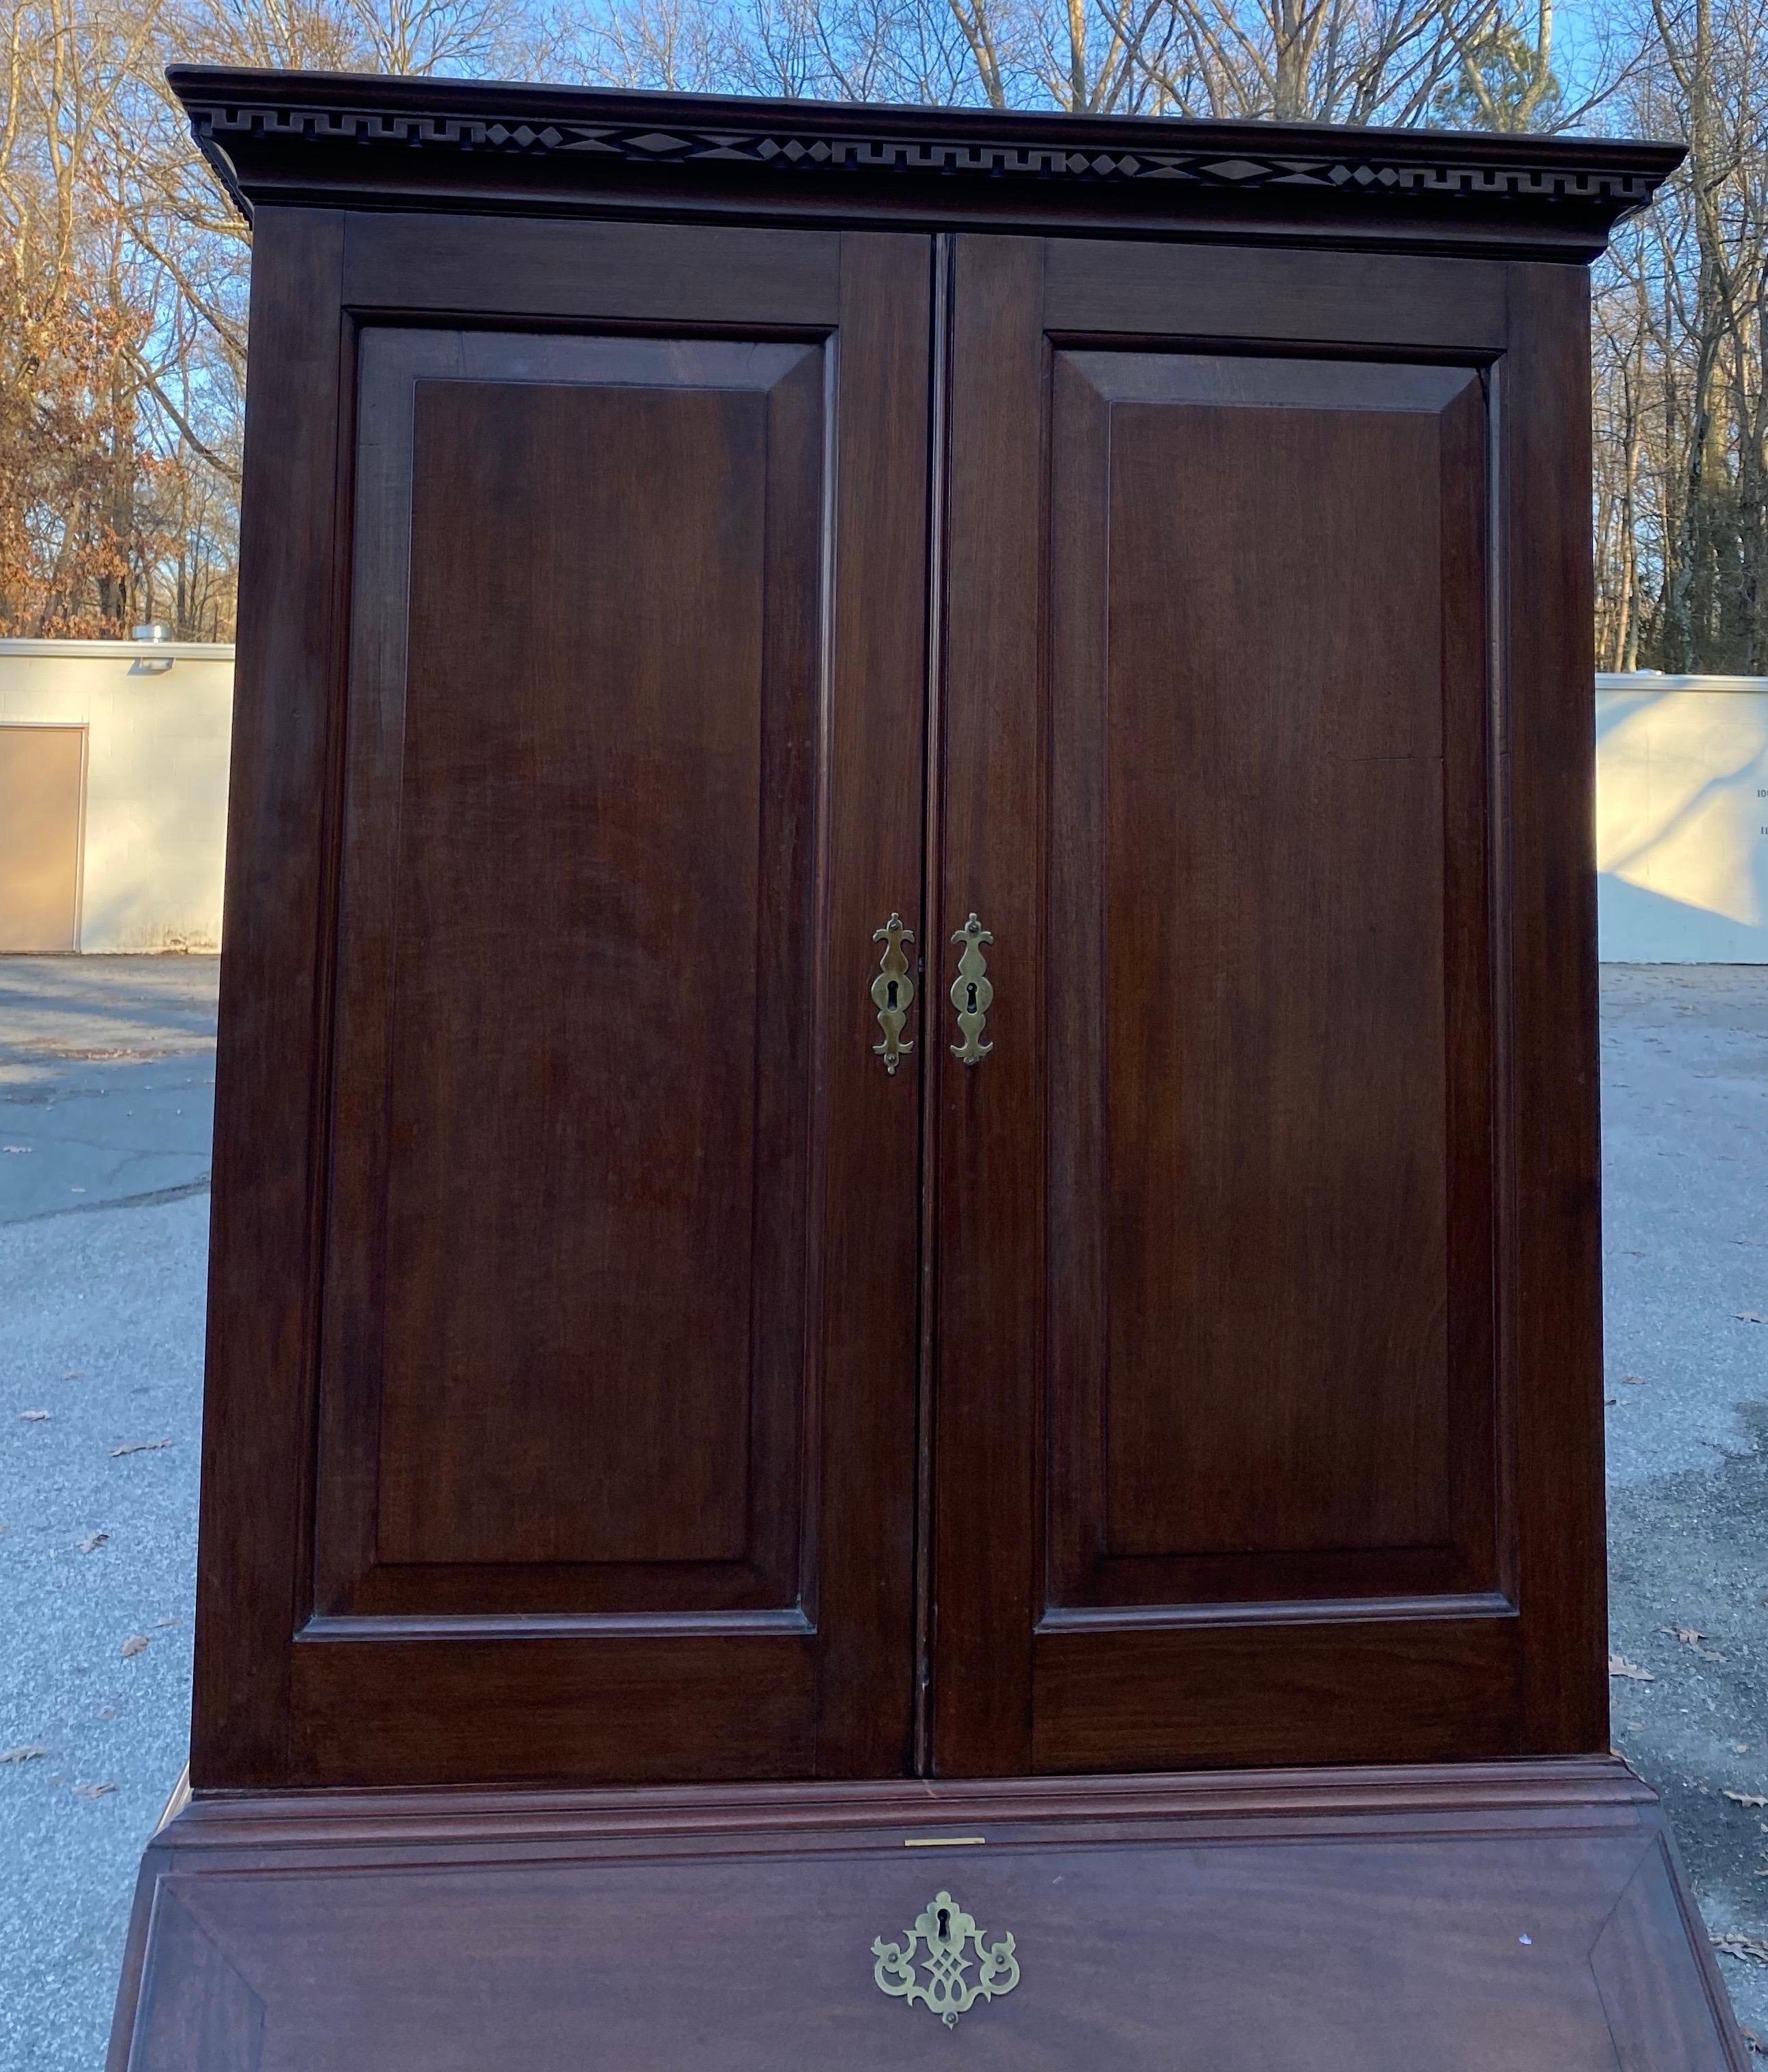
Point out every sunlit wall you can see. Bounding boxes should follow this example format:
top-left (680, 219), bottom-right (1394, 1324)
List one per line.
top-left (0, 640), bottom-right (234, 953)
top-left (1597, 674), bottom-right (1768, 963)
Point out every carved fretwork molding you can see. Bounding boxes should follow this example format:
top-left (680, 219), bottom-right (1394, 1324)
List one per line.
top-left (169, 68), bottom-right (1684, 242)
top-left (184, 99), bottom-right (1667, 204)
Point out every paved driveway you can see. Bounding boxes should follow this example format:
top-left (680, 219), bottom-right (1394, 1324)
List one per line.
top-left (0, 958), bottom-right (214, 2072)
top-left (1, 955), bottom-right (1764, 2067)
top-left (1599, 966), bottom-right (1768, 2043)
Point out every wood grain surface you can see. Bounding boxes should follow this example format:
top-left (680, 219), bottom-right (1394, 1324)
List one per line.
top-left (194, 219), bottom-right (931, 1789)
top-left (934, 234), bottom-right (1603, 1777)
top-left (108, 1761), bottom-right (1747, 2072)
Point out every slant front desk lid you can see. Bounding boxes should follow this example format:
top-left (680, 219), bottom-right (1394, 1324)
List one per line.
top-left (168, 64), bottom-right (1682, 255)
top-left (112, 1763), bottom-right (1747, 2072)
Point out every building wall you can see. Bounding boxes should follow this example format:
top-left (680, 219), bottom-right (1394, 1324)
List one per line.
top-left (1, 649), bottom-right (1762, 962)
top-left (0, 640), bottom-right (234, 953)
top-left (1597, 674), bottom-right (1768, 963)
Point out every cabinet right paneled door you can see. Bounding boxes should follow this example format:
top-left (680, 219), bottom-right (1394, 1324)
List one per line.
top-left (930, 233), bottom-right (1608, 1777)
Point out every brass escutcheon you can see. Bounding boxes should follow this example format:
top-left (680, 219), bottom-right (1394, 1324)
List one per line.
top-left (949, 914), bottom-right (993, 1065)
top-left (871, 913), bottom-right (916, 1075)
top-left (872, 1890), bottom-right (1019, 2029)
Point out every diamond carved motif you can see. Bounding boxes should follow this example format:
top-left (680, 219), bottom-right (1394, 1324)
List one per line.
top-left (184, 95), bottom-right (1674, 224)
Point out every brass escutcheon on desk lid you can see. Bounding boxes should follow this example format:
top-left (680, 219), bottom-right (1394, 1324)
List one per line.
top-left (871, 1890), bottom-right (1020, 2028)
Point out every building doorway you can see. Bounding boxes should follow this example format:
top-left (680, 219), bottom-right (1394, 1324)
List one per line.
top-left (0, 724), bottom-right (86, 953)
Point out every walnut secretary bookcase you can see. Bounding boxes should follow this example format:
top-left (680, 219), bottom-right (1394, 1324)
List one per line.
top-left (109, 66), bottom-right (1747, 2072)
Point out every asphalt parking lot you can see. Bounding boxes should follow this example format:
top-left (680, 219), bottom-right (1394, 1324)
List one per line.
top-left (1, 954), bottom-right (1765, 2067)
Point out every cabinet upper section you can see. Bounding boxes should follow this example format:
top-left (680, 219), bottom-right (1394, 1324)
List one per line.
top-left (169, 65), bottom-right (1682, 260)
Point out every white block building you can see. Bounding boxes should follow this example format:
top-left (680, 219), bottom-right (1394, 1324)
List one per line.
top-left (1, 647), bottom-right (1765, 962)
top-left (0, 638), bottom-right (234, 953)
top-left (1596, 674), bottom-right (1768, 962)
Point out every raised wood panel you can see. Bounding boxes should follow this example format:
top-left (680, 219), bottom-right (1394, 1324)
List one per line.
top-left (318, 330), bottom-right (817, 1620)
top-left (379, 369), bottom-right (786, 1575)
top-left (382, 377), bottom-right (777, 1580)
top-left (1045, 350), bottom-right (1495, 1617)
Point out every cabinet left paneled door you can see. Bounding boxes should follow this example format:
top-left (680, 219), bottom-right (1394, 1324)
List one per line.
top-left (196, 212), bottom-right (932, 1788)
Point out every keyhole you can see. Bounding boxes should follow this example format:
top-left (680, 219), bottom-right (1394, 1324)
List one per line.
top-left (937, 1908), bottom-right (951, 1938)
top-left (886, 979), bottom-right (899, 1009)
top-left (964, 982), bottom-right (978, 1013)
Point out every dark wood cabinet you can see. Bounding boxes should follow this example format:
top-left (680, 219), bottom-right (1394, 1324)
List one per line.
top-left (110, 68), bottom-right (1748, 2072)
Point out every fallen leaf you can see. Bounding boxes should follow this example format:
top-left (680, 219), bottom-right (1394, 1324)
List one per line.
top-left (71, 1782), bottom-right (116, 1801)
top-left (1713, 1932), bottom-right (1768, 1964)
top-left (75, 1532), bottom-right (108, 1553)
top-left (1741, 2024), bottom-right (1765, 2056)
top-left (0, 1745), bottom-right (49, 1764)
top-left (119, 1634), bottom-right (149, 1659)
top-left (108, 1439), bottom-right (171, 1457)
top-left (1725, 1790), bottom-right (1768, 1808)
top-left (18, 1409), bottom-right (50, 1421)
top-left (1662, 1625), bottom-right (1727, 1661)
top-left (1609, 1654), bottom-right (1655, 1682)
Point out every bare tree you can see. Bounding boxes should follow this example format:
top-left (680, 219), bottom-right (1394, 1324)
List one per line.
top-left (1121, 0), bottom-right (1480, 125)
top-left (0, 0), bottom-right (571, 636)
top-left (3, 0), bottom-right (1735, 668)
top-left (1589, 0), bottom-right (1768, 672)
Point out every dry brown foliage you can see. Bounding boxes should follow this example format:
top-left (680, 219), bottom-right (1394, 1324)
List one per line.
top-left (8, 0), bottom-right (1756, 669)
